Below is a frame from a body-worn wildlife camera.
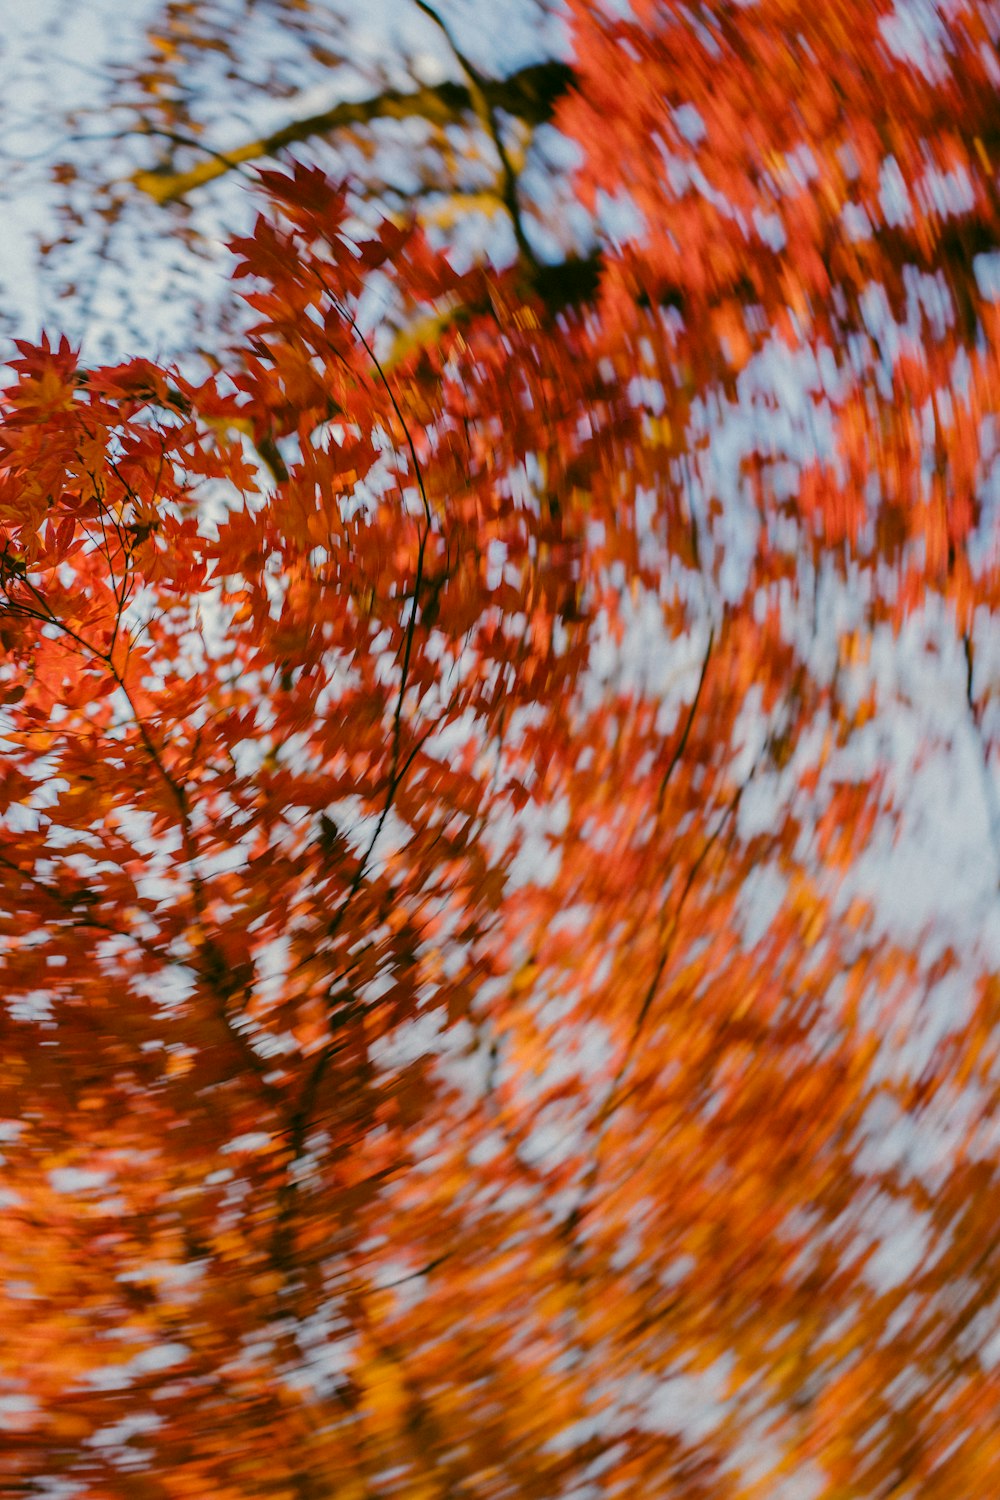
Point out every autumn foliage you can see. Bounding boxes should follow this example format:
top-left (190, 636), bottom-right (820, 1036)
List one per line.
top-left (2, 1), bottom-right (1000, 1495)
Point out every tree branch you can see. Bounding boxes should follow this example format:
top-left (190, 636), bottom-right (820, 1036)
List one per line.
top-left (131, 61), bottom-right (575, 205)
top-left (413, 0), bottom-right (538, 265)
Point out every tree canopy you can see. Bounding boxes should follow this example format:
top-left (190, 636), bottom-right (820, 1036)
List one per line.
top-left (1, 1), bottom-right (1000, 1496)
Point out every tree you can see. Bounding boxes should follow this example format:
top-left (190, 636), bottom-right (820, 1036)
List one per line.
top-left (1, 1), bottom-right (1000, 1496)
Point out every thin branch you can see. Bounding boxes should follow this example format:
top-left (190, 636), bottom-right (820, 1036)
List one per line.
top-left (963, 631), bottom-right (1000, 890)
top-left (136, 122), bottom-right (260, 185)
top-left (311, 267), bottom-right (433, 872)
top-left (412, 0), bottom-right (537, 265)
top-left (0, 849), bottom-right (178, 970)
top-left (272, 269), bottom-right (444, 1267)
top-left (656, 625), bottom-right (714, 814)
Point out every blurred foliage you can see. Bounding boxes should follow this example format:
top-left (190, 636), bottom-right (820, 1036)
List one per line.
top-left (1, 2), bottom-right (1000, 1497)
